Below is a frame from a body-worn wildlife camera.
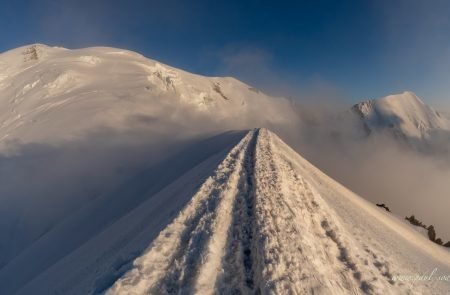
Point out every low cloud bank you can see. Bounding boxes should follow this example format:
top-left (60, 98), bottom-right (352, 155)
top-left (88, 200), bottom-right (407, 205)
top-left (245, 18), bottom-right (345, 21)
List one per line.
top-left (277, 105), bottom-right (450, 241)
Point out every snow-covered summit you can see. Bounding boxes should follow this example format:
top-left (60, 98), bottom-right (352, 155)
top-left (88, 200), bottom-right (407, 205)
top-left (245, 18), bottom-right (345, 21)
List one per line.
top-left (0, 44), bottom-right (294, 149)
top-left (352, 91), bottom-right (449, 139)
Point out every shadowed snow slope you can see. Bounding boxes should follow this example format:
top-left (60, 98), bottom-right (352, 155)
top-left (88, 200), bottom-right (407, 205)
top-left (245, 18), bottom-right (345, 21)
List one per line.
top-left (103, 129), bottom-right (450, 295)
top-left (0, 131), bottom-right (247, 295)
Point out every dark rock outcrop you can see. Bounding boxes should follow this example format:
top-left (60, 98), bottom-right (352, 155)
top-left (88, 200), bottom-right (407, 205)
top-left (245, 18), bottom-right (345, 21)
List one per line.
top-left (405, 215), bottom-right (450, 248)
top-left (376, 203), bottom-right (391, 212)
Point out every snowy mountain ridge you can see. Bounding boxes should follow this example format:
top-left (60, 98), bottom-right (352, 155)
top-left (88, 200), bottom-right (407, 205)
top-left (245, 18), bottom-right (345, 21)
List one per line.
top-left (6, 129), bottom-right (450, 294)
top-left (105, 129), bottom-right (450, 295)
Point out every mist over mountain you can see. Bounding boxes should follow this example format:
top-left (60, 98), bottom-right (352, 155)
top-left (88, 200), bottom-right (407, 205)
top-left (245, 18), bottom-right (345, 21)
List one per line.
top-left (286, 90), bottom-right (450, 243)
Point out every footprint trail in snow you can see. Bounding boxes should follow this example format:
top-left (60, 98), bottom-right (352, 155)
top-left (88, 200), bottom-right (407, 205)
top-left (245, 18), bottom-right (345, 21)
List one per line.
top-left (107, 129), bottom-right (448, 295)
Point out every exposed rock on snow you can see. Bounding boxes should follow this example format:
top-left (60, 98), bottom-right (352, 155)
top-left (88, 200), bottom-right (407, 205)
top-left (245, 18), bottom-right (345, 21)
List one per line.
top-left (376, 203), bottom-right (391, 212)
top-left (405, 215), bottom-right (450, 248)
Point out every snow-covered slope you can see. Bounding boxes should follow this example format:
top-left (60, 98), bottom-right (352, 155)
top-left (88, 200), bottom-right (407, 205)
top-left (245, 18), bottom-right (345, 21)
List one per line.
top-left (0, 44), bottom-right (294, 150)
top-left (351, 91), bottom-right (450, 139)
top-left (0, 131), bottom-right (247, 294)
top-left (12, 129), bottom-right (448, 294)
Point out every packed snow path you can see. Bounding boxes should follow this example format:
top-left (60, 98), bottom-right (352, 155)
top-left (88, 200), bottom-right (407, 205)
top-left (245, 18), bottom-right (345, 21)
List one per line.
top-left (108, 129), bottom-right (450, 295)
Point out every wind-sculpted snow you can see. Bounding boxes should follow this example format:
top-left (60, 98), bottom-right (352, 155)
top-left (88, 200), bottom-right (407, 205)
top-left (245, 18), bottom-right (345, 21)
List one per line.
top-left (107, 129), bottom-right (450, 294)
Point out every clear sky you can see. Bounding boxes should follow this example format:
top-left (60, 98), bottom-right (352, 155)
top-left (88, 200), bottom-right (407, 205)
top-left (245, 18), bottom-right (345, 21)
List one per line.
top-left (1, 0), bottom-right (450, 105)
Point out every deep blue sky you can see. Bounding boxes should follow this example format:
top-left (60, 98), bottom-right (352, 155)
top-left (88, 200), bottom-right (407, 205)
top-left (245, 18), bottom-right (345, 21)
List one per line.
top-left (1, 0), bottom-right (450, 105)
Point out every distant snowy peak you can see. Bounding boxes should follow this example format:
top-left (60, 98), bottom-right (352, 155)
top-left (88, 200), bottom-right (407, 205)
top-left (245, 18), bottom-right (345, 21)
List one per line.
top-left (352, 91), bottom-right (450, 138)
